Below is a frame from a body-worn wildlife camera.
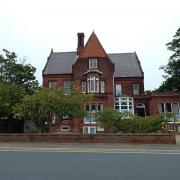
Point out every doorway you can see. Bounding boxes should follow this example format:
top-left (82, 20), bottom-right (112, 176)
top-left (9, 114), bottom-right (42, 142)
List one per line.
top-left (136, 103), bottom-right (146, 117)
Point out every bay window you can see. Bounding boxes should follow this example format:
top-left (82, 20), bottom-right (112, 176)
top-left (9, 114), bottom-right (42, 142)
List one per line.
top-left (84, 104), bottom-right (103, 124)
top-left (87, 75), bottom-right (99, 93)
top-left (115, 97), bottom-right (134, 114)
top-left (82, 75), bottom-right (105, 93)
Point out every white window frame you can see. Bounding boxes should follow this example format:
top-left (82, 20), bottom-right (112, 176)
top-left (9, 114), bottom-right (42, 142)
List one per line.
top-left (87, 75), bottom-right (101, 93)
top-left (159, 102), bottom-right (180, 120)
top-left (100, 81), bottom-right (105, 93)
top-left (115, 97), bottom-right (134, 114)
top-left (115, 84), bottom-right (122, 97)
top-left (89, 58), bottom-right (97, 69)
top-left (83, 126), bottom-right (96, 134)
top-left (84, 104), bottom-right (103, 124)
top-left (89, 76), bottom-right (95, 92)
top-left (97, 126), bottom-right (104, 132)
top-left (61, 126), bottom-right (71, 132)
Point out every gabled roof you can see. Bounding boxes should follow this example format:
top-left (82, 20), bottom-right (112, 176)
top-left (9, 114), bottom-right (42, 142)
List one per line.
top-left (79, 32), bottom-right (108, 58)
top-left (43, 51), bottom-right (144, 77)
top-left (43, 52), bottom-right (77, 75)
top-left (109, 53), bottom-right (143, 77)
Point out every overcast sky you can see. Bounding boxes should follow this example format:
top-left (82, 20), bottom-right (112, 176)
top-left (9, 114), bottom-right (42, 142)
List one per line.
top-left (0, 0), bottom-right (180, 90)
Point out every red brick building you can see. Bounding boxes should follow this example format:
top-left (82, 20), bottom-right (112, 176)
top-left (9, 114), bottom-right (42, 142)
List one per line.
top-left (43, 32), bottom-right (180, 134)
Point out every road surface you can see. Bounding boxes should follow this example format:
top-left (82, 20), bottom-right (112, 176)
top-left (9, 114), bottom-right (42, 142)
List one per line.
top-left (0, 150), bottom-right (180, 180)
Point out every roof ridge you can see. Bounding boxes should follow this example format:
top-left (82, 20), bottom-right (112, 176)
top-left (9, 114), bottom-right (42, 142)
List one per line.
top-left (108, 52), bottom-right (135, 55)
top-left (52, 51), bottom-right (76, 54)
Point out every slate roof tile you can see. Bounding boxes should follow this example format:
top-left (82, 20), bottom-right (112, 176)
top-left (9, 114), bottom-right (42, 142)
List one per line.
top-left (43, 51), bottom-right (143, 77)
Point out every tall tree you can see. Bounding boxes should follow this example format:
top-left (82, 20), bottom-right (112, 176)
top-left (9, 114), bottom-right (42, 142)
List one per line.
top-left (0, 49), bottom-right (39, 94)
top-left (157, 27), bottom-right (180, 92)
top-left (0, 83), bottom-right (24, 132)
top-left (13, 88), bottom-right (91, 133)
top-left (0, 49), bottom-right (39, 132)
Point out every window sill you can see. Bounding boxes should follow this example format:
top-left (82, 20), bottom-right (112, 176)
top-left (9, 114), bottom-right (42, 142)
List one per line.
top-left (84, 122), bottom-right (96, 124)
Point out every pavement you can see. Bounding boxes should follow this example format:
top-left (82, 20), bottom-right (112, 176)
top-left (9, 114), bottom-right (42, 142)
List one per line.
top-left (0, 134), bottom-right (180, 154)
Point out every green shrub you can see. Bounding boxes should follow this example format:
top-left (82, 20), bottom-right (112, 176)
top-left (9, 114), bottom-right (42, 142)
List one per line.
top-left (96, 109), bottom-right (167, 133)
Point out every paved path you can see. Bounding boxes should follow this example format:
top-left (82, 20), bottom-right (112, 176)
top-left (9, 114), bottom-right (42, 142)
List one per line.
top-left (0, 142), bottom-right (180, 154)
top-left (0, 134), bottom-right (179, 154)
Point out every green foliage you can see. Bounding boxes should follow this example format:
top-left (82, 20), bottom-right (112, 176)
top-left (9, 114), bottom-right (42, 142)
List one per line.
top-left (0, 83), bottom-right (24, 119)
top-left (0, 49), bottom-right (39, 132)
top-left (157, 27), bottom-right (180, 92)
top-left (144, 90), bottom-right (152, 95)
top-left (0, 49), bottom-right (39, 95)
top-left (96, 109), bottom-right (167, 133)
top-left (13, 87), bottom-right (91, 133)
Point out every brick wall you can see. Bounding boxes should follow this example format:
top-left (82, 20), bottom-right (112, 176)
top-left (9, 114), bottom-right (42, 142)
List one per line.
top-left (43, 74), bottom-right (73, 87)
top-left (149, 93), bottom-right (180, 115)
top-left (114, 77), bottom-right (144, 96)
top-left (0, 133), bottom-right (175, 144)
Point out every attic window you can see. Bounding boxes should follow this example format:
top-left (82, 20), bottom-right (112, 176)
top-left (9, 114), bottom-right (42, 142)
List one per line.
top-left (89, 59), bottom-right (97, 69)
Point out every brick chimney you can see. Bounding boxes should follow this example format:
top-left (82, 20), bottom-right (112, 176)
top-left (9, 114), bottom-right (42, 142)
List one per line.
top-left (77, 32), bottom-right (85, 55)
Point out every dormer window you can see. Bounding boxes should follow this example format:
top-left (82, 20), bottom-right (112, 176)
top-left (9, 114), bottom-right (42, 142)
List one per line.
top-left (89, 58), bottom-right (97, 69)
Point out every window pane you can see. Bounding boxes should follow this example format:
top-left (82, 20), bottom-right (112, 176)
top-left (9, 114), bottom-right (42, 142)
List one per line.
top-left (90, 76), bottom-right (95, 92)
top-left (91, 114), bottom-right (96, 123)
top-left (115, 106), bottom-right (119, 110)
top-left (90, 127), bottom-right (96, 134)
top-left (159, 103), bottom-right (164, 113)
top-left (86, 105), bottom-right (90, 111)
top-left (91, 104), bottom-right (96, 111)
top-left (121, 102), bottom-right (127, 106)
top-left (100, 81), bottom-right (105, 93)
top-left (82, 81), bottom-right (86, 93)
top-left (133, 84), bottom-right (139, 95)
top-left (115, 97), bottom-right (134, 114)
top-left (83, 127), bottom-right (88, 134)
top-left (121, 106), bottom-right (127, 109)
top-left (48, 81), bottom-right (56, 88)
top-left (84, 113), bottom-right (90, 123)
top-left (89, 59), bottom-right (97, 68)
top-left (166, 103), bottom-right (172, 112)
top-left (172, 103), bottom-right (179, 113)
top-left (63, 81), bottom-right (72, 94)
top-left (84, 104), bottom-right (103, 124)
top-left (96, 79), bottom-right (99, 93)
top-left (98, 104), bottom-right (103, 111)
top-left (115, 84), bottom-right (122, 96)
